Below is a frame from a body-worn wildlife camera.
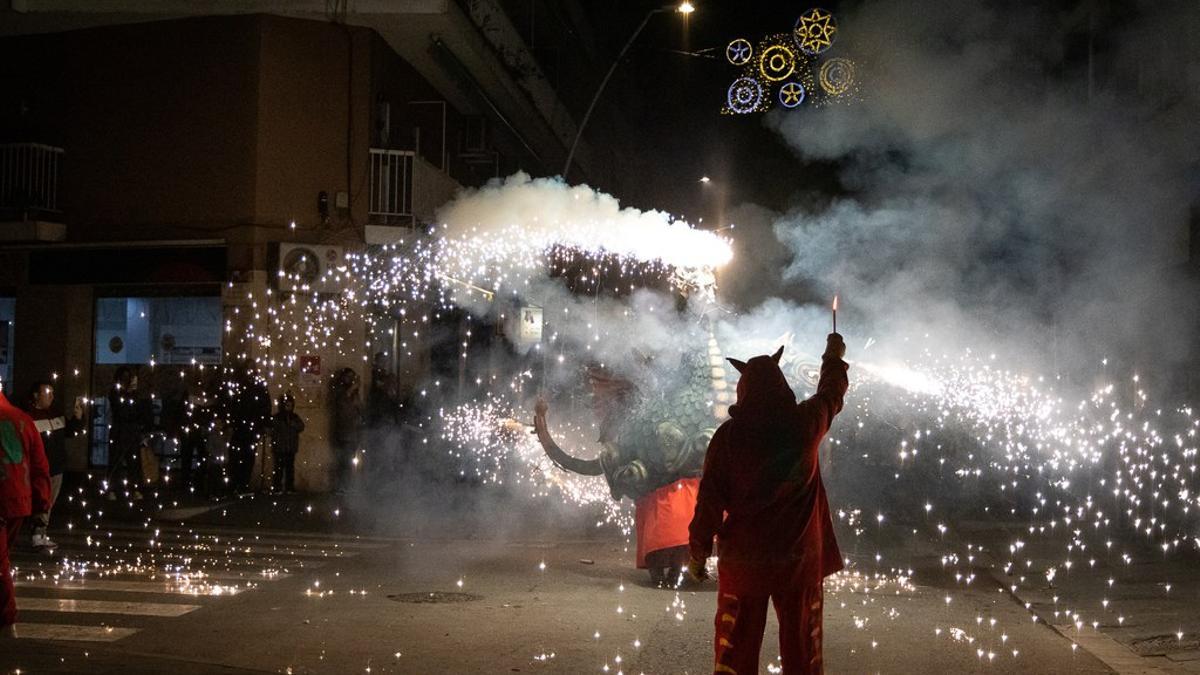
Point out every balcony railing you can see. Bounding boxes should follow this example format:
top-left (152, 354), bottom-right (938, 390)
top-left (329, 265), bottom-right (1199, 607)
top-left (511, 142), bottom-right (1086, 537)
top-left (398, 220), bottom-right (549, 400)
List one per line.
top-left (1, 143), bottom-right (64, 217)
top-left (369, 148), bottom-right (414, 223)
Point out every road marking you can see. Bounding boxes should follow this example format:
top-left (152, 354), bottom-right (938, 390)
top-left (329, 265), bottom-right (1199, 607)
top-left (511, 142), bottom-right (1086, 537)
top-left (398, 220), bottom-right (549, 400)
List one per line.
top-left (53, 529), bottom-right (376, 550)
top-left (105, 522), bottom-right (397, 546)
top-left (18, 598), bottom-right (201, 617)
top-left (12, 565), bottom-right (294, 588)
top-left (6, 525), bottom-right (321, 645)
top-left (16, 578), bottom-right (248, 595)
top-left (10, 550), bottom-right (328, 572)
top-left (46, 536), bottom-right (360, 560)
top-left (10, 623), bottom-right (140, 642)
top-left (160, 570), bottom-right (291, 582)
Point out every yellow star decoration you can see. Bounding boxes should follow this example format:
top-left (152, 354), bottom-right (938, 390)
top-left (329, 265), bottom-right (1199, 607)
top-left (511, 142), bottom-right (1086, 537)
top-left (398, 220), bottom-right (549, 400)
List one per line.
top-left (795, 8), bottom-right (837, 55)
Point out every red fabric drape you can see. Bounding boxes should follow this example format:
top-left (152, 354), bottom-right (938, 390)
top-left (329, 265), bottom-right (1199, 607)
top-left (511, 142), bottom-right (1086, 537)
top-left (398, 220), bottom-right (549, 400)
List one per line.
top-left (635, 478), bottom-right (700, 568)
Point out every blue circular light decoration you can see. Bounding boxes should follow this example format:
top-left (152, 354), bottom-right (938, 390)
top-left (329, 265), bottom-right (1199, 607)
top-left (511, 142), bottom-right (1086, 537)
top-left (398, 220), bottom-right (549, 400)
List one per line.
top-left (726, 38), bottom-right (753, 66)
top-left (727, 77), bottom-right (764, 114)
top-left (779, 81), bottom-right (806, 108)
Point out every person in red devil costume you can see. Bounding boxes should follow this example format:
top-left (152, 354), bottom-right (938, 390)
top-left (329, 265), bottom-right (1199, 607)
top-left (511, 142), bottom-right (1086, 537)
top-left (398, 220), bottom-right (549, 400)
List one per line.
top-left (688, 333), bottom-right (848, 675)
top-left (1, 388), bottom-right (53, 639)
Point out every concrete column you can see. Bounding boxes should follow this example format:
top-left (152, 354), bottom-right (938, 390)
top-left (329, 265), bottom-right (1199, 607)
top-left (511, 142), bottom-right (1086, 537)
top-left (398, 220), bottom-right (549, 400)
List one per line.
top-left (12, 283), bottom-right (95, 471)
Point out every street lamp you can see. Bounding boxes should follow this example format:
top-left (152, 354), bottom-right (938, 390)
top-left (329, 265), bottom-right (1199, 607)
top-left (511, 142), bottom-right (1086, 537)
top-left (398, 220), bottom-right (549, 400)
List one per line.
top-left (697, 174), bottom-right (728, 229)
top-left (562, 3), bottom-right (694, 180)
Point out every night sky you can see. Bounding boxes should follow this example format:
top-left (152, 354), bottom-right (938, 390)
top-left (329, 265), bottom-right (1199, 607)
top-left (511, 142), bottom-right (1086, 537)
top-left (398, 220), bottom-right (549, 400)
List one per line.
top-left (576, 1), bottom-right (847, 222)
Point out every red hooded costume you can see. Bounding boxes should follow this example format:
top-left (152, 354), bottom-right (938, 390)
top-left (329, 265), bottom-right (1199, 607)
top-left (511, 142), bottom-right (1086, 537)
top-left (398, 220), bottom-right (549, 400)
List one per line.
top-left (1, 391), bottom-right (53, 628)
top-left (689, 339), bottom-right (848, 675)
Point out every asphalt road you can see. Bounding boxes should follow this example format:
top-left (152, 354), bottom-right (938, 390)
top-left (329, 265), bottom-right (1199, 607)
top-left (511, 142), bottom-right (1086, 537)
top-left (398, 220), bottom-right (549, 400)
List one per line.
top-left (0, 491), bottom-right (1144, 674)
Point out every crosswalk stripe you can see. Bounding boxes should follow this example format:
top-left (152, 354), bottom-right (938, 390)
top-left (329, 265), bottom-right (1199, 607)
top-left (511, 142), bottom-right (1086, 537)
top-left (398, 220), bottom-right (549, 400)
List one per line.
top-left (16, 578), bottom-right (252, 595)
top-left (1, 523), bottom-right (343, 645)
top-left (157, 570), bottom-right (290, 582)
top-left (10, 564), bottom-right (301, 589)
top-left (10, 623), bottom-right (140, 642)
top-left (53, 527), bottom-right (381, 549)
top-left (30, 530), bottom-right (357, 551)
top-left (10, 550), bottom-right (331, 570)
top-left (4, 523), bottom-right (361, 644)
top-left (97, 522), bottom-right (396, 546)
top-left (43, 536), bottom-right (360, 560)
top-left (17, 597), bottom-right (201, 616)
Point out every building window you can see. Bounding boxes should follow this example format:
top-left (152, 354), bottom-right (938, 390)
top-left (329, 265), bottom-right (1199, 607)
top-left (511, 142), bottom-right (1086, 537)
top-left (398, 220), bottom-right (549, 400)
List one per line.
top-left (95, 297), bottom-right (222, 365)
top-left (0, 297), bottom-right (13, 396)
top-left (90, 296), bottom-right (222, 466)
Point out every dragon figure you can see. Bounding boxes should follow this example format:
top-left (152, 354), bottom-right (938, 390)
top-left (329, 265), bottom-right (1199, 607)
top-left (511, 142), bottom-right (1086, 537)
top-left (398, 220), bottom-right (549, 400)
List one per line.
top-left (533, 325), bottom-right (734, 586)
top-left (533, 325), bottom-right (824, 587)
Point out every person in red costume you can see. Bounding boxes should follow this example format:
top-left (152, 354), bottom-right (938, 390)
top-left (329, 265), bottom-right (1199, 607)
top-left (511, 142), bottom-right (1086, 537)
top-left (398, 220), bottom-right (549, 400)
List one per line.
top-left (688, 333), bottom-right (848, 675)
top-left (0, 386), bottom-right (53, 639)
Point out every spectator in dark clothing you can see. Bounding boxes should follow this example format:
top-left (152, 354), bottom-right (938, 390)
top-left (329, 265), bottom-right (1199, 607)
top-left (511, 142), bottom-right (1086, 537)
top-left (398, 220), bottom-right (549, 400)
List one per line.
top-left (23, 382), bottom-right (85, 553)
top-left (391, 387), bottom-right (419, 473)
top-left (330, 368), bottom-right (362, 493)
top-left (226, 364), bottom-right (271, 494)
top-left (271, 392), bottom-right (304, 493)
top-left (367, 352), bottom-right (398, 427)
top-left (369, 352), bottom-right (412, 478)
top-left (157, 373), bottom-right (188, 479)
top-left (107, 366), bottom-right (152, 500)
top-left (178, 373), bottom-right (217, 493)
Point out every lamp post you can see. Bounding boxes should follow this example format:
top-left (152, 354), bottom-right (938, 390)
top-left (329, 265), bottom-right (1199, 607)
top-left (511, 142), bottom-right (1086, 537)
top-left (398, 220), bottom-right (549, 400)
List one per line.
top-left (561, 2), bottom-right (694, 180)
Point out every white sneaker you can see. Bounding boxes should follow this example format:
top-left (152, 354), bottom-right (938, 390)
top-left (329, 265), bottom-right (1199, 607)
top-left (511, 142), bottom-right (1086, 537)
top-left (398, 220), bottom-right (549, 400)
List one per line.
top-left (31, 533), bottom-right (58, 553)
top-left (1, 624), bottom-right (16, 639)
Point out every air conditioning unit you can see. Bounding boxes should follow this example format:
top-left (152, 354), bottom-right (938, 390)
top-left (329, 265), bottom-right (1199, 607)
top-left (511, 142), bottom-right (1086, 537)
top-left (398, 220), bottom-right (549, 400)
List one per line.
top-left (277, 243), bottom-right (345, 294)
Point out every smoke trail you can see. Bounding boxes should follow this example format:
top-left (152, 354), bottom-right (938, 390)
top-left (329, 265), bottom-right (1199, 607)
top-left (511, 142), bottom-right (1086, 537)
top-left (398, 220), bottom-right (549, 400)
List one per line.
top-left (435, 172), bottom-right (732, 272)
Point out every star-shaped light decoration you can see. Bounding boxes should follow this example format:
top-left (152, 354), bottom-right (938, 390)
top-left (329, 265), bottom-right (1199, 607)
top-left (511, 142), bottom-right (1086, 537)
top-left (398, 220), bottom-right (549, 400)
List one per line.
top-left (794, 8), bottom-right (837, 55)
top-left (779, 81), bottom-right (806, 108)
top-left (726, 38), bottom-right (753, 66)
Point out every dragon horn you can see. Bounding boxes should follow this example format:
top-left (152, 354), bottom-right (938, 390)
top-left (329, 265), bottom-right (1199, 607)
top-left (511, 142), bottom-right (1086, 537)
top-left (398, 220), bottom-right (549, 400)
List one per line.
top-left (532, 399), bottom-right (604, 476)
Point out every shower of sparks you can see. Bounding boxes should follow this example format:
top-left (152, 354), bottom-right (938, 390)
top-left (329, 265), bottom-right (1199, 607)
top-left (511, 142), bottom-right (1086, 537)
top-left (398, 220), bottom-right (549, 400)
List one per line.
top-left (26, 178), bottom-right (1200, 671)
top-left (232, 212), bottom-right (733, 395)
top-left (816, 346), bottom-right (1200, 666)
top-left (438, 391), bottom-right (632, 532)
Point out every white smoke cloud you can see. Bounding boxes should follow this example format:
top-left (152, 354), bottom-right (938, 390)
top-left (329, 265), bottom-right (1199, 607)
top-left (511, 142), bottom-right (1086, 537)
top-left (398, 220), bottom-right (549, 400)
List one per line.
top-left (435, 172), bottom-right (732, 271)
top-left (754, 0), bottom-right (1200, 380)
